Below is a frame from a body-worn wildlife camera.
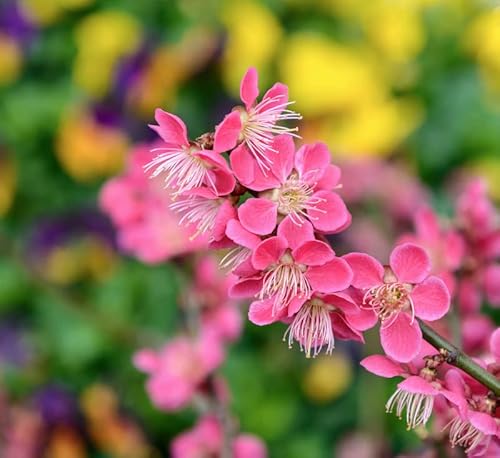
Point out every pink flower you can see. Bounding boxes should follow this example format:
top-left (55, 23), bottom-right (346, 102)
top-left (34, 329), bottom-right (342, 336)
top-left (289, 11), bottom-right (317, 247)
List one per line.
top-left (399, 206), bottom-right (465, 295)
top-left (171, 415), bottom-right (267, 458)
top-left (231, 135), bottom-right (350, 234)
top-left (233, 217), bottom-right (353, 316)
top-left (99, 144), bottom-right (207, 263)
top-left (146, 109), bottom-right (235, 196)
top-left (133, 333), bottom-right (224, 411)
top-left (345, 243), bottom-right (450, 362)
top-left (361, 346), bottom-right (464, 430)
top-left (250, 288), bottom-right (375, 358)
top-left (214, 67), bottom-right (301, 172)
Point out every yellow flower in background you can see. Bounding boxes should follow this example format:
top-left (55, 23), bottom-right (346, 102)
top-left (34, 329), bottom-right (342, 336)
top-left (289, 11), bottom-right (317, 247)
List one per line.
top-left (0, 34), bottom-right (22, 86)
top-left (280, 34), bottom-right (385, 116)
top-left (220, 0), bottom-right (283, 95)
top-left (56, 109), bottom-right (128, 182)
top-left (73, 11), bottom-right (141, 97)
top-left (20, 0), bottom-right (94, 26)
top-left (130, 27), bottom-right (219, 117)
top-left (0, 152), bottom-right (16, 217)
top-left (306, 97), bottom-right (424, 158)
top-left (44, 426), bottom-right (87, 458)
top-left (464, 8), bottom-right (500, 91)
top-left (362, 3), bottom-right (425, 64)
top-left (467, 156), bottom-right (500, 201)
top-left (302, 353), bottom-right (353, 403)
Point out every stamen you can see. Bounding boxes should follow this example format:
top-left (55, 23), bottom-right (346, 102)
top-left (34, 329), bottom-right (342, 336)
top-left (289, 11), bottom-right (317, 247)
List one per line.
top-left (219, 246), bottom-right (251, 271)
top-left (283, 300), bottom-right (334, 358)
top-left (444, 415), bottom-right (487, 453)
top-left (386, 388), bottom-right (434, 429)
top-left (170, 195), bottom-right (220, 240)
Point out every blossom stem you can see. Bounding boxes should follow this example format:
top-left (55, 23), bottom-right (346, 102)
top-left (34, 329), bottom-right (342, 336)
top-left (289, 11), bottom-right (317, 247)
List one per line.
top-left (418, 319), bottom-right (500, 396)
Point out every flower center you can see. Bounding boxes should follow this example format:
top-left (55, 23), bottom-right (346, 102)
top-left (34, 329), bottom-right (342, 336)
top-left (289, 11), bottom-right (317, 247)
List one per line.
top-left (260, 251), bottom-right (310, 314)
top-left (363, 282), bottom-right (414, 326)
top-left (284, 298), bottom-right (335, 358)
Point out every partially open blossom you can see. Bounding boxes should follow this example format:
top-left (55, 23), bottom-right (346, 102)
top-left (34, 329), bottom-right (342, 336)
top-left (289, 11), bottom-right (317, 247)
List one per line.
top-left (214, 67), bottom-right (301, 171)
top-left (133, 333), bottom-right (224, 411)
top-left (232, 134), bottom-right (351, 234)
top-left (171, 415), bottom-right (267, 458)
top-left (147, 109), bottom-right (235, 196)
top-left (345, 243), bottom-right (450, 362)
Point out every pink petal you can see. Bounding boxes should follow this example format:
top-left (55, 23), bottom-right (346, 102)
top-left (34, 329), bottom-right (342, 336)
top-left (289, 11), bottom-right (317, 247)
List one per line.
top-left (322, 291), bottom-right (359, 315)
top-left (410, 276), bottom-right (450, 321)
top-left (292, 240), bottom-right (334, 266)
top-left (414, 206), bottom-right (440, 241)
top-left (147, 375), bottom-right (194, 411)
top-left (214, 110), bottom-right (242, 153)
top-left (260, 82), bottom-right (288, 112)
top-left (345, 308), bottom-right (378, 331)
top-left (315, 164), bottom-right (341, 190)
top-left (398, 376), bottom-right (438, 395)
top-left (490, 328), bottom-right (500, 360)
top-left (331, 313), bottom-right (364, 342)
top-left (390, 243), bottom-right (431, 284)
top-left (240, 67), bottom-right (259, 109)
top-left (212, 200), bottom-right (237, 242)
top-left (380, 313), bottom-right (422, 362)
top-left (238, 198), bottom-right (278, 235)
top-left (133, 349), bottom-right (160, 373)
top-left (484, 264), bottom-right (500, 306)
top-left (229, 277), bottom-right (263, 298)
top-left (270, 134), bottom-right (295, 183)
top-left (249, 298), bottom-right (283, 325)
top-left (226, 219), bottom-right (261, 249)
top-left (306, 258), bottom-right (353, 293)
top-left (295, 142), bottom-right (330, 184)
top-left (360, 355), bottom-right (405, 378)
top-left (308, 191), bottom-right (351, 234)
top-left (469, 411), bottom-right (498, 436)
top-left (287, 296), bottom-right (307, 317)
top-left (149, 109), bottom-right (188, 146)
top-left (343, 253), bottom-right (384, 289)
top-left (233, 435), bottom-right (267, 458)
top-left (277, 216), bottom-right (315, 250)
top-left (443, 231), bottom-right (465, 270)
top-left (196, 150), bottom-right (236, 196)
top-left (252, 236), bottom-right (287, 270)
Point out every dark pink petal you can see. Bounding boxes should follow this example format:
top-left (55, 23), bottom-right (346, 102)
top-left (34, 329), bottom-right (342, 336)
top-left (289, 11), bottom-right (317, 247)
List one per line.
top-left (380, 313), bottom-right (422, 362)
top-left (343, 252), bottom-right (384, 289)
top-left (270, 134), bottom-right (295, 183)
top-left (212, 200), bottom-right (237, 242)
top-left (306, 258), bottom-right (353, 293)
top-left (308, 191), bottom-right (351, 234)
top-left (196, 149), bottom-right (236, 196)
top-left (344, 308), bottom-right (378, 331)
top-left (149, 109), bottom-right (188, 146)
top-left (490, 328), bottom-right (500, 360)
top-left (226, 219), bottom-right (260, 249)
top-left (331, 313), bottom-right (364, 343)
top-left (443, 231), bottom-right (465, 270)
top-left (484, 264), bottom-right (500, 306)
top-left (469, 411), bottom-right (498, 436)
top-left (260, 82), bottom-right (288, 112)
top-left (295, 142), bottom-right (330, 184)
top-left (249, 298), bottom-right (282, 325)
top-left (232, 257), bottom-right (258, 277)
top-left (398, 376), bottom-right (438, 395)
top-left (322, 291), bottom-right (359, 315)
top-left (287, 296), bottom-right (308, 317)
top-left (360, 355), bottom-right (405, 378)
top-left (315, 164), bottom-right (342, 190)
top-left (390, 243), bottom-right (431, 284)
top-left (252, 236), bottom-right (287, 270)
top-left (410, 276), bottom-right (450, 321)
top-left (238, 198), bottom-right (278, 235)
top-left (277, 217), bottom-right (314, 250)
top-left (440, 389), bottom-right (469, 418)
top-left (229, 277), bottom-right (262, 298)
top-left (457, 278), bottom-right (482, 314)
top-left (214, 110), bottom-right (242, 153)
top-left (293, 240), bottom-right (334, 266)
top-left (240, 67), bottom-right (259, 109)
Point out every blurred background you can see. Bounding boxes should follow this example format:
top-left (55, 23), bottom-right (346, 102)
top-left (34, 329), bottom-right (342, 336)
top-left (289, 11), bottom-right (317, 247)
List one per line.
top-left (1, 0), bottom-right (500, 456)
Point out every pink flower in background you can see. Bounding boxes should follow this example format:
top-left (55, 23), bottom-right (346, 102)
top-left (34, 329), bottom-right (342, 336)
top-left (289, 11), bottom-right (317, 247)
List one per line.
top-left (171, 415), bottom-right (267, 458)
top-left (146, 109), bottom-right (235, 196)
top-left (232, 134), bottom-right (351, 234)
top-left (233, 217), bottom-right (352, 316)
top-left (214, 67), bottom-right (301, 171)
top-left (345, 243), bottom-right (450, 362)
top-left (100, 144), bottom-right (207, 263)
top-left (399, 206), bottom-right (465, 295)
top-left (133, 333), bottom-right (224, 411)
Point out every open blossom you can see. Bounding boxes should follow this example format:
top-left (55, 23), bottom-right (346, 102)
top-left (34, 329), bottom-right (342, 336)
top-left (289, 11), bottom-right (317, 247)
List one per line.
top-left (133, 333), bottom-right (224, 411)
top-left (345, 243), bottom-right (450, 362)
top-left (231, 217), bottom-right (353, 316)
top-left (232, 134), bottom-right (351, 234)
top-left (171, 415), bottom-right (267, 458)
top-left (361, 345), bottom-right (464, 430)
top-left (214, 67), bottom-right (301, 172)
top-left (146, 109), bottom-right (235, 196)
